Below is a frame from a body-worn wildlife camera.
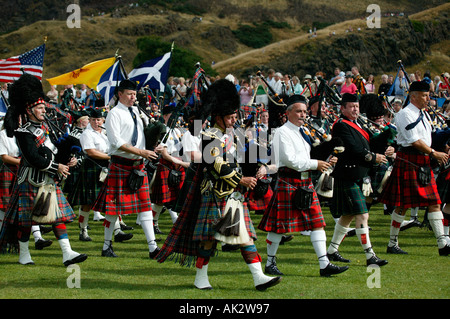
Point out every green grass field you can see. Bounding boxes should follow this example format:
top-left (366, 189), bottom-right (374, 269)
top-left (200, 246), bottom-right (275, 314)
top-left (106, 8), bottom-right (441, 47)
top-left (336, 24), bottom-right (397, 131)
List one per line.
top-left (1, 203), bottom-right (448, 300)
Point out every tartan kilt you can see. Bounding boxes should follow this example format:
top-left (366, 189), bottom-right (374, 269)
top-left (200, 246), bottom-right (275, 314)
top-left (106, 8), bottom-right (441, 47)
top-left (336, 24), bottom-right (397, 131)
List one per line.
top-left (247, 185), bottom-right (273, 211)
top-left (193, 190), bottom-right (256, 242)
top-left (379, 151), bottom-right (441, 209)
top-left (329, 179), bottom-right (368, 218)
top-left (3, 179), bottom-right (75, 227)
top-left (172, 163), bottom-right (197, 212)
top-left (67, 159), bottom-right (108, 206)
top-left (258, 174), bottom-right (325, 234)
top-left (92, 158), bottom-right (151, 215)
top-left (150, 158), bottom-right (185, 205)
top-left (0, 164), bottom-right (18, 210)
top-left (435, 167), bottom-right (450, 204)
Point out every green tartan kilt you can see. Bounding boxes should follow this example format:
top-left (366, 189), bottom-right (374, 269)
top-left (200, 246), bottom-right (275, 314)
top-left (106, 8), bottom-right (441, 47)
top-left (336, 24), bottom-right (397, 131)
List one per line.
top-left (330, 178), bottom-right (368, 218)
top-left (192, 190), bottom-right (257, 242)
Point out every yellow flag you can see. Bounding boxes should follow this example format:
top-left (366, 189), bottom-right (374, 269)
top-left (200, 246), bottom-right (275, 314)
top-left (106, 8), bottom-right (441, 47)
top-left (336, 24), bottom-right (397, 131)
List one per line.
top-left (46, 57), bottom-right (116, 89)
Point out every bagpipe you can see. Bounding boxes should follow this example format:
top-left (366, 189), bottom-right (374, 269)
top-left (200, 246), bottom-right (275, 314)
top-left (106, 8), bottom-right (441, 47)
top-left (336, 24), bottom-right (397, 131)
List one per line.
top-left (255, 70), bottom-right (287, 129)
top-left (43, 112), bottom-right (83, 166)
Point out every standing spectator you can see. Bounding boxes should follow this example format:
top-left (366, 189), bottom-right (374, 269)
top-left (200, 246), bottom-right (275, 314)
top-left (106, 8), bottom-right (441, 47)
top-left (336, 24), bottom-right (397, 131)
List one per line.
top-left (340, 72), bottom-right (357, 95)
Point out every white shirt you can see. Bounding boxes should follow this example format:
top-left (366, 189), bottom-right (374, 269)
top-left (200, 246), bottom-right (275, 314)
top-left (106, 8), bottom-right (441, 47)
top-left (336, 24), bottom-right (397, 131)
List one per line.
top-left (272, 120), bottom-right (318, 172)
top-left (162, 126), bottom-right (183, 156)
top-left (0, 129), bottom-right (20, 157)
top-left (395, 102), bottom-right (432, 147)
top-left (80, 123), bottom-right (110, 154)
top-left (105, 102), bottom-right (145, 159)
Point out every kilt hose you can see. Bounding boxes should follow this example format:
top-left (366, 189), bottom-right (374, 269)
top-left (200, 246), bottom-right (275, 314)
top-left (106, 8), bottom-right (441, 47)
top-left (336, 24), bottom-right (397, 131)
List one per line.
top-left (150, 157), bottom-right (185, 205)
top-left (0, 164), bottom-right (18, 211)
top-left (258, 168), bottom-right (325, 234)
top-left (92, 156), bottom-right (151, 216)
top-left (329, 179), bottom-right (368, 218)
top-left (379, 151), bottom-right (441, 209)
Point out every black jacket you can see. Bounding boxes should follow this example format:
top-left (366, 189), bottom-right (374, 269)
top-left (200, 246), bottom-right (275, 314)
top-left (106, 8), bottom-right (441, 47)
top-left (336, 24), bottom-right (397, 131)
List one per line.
top-left (331, 116), bottom-right (377, 182)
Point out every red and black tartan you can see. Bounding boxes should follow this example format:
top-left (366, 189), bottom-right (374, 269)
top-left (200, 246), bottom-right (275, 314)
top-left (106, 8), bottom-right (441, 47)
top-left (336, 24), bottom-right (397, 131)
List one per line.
top-left (0, 164), bottom-right (18, 211)
top-left (92, 157), bottom-right (152, 215)
top-left (258, 168), bottom-right (325, 234)
top-left (436, 167), bottom-right (450, 204)
top-left (247, 184), bottom-right (273, 211)
top-left (150, 158), bottom-right (185, 205)
top-left (379, 151), bottom-right (441, 209)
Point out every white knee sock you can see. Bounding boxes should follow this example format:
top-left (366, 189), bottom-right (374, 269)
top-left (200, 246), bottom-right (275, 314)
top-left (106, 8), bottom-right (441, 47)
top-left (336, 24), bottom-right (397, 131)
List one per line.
top-left (389, 212), bottom-right (405, 247)
top-left (356, 227), bottom-right (374, 259)
top-left (152, 204), bottom-right (164, 225)
top-left (310, 230), bottom-right (330, 269)
top-left (31, 225), bottom-right (43, 242)
top-left (168, 209), bottom-right (178, 224)
top-left (266, 232), bottom-right (283, 266)
top-left (327, 223), bottom-right (348, 254)
top-left (139, 211), bottom-right (158, 252)
top-left (0, 209), bottom-right (5, 229)
top-left (103, 215), bottom-right (118, 250)
top-left (428, 211), bottom-right (447, 248)
top-left (79, 210), bottom-right (90, 230)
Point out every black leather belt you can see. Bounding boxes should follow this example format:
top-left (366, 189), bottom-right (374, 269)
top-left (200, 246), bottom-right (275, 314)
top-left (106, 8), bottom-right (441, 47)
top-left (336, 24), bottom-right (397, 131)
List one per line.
top-left (111, 156), bottom-right (143, 166)
top-left (398, 146), bottom-right (428, 156)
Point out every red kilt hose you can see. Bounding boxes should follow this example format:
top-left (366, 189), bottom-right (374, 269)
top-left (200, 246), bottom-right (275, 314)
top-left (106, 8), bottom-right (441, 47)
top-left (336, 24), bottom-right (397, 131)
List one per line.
top-left (259, 168), bottom-right (325, 234)
top-left (0, 164), bottom-right (18, 211)
top-left (150, 157), bottom-right (185, 205)
top-left (92, 156), bottom-right (152, 215)
top-left (379, 150), bottom-right (441, 209)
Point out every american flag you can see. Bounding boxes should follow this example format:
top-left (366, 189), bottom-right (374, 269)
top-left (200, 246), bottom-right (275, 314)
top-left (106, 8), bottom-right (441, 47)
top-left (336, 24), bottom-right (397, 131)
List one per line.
top-left (0, 44), bottom-right (45, 83)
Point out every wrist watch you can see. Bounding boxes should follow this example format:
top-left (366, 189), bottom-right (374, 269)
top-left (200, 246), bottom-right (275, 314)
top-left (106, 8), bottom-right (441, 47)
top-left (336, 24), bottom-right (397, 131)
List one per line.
top-left (429, 149), bottom-right (435, 156)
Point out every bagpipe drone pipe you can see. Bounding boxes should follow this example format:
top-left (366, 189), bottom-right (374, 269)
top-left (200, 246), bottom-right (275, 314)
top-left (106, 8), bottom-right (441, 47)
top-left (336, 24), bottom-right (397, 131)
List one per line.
top-left (255, 71), bottom-right (287, 129)
top-left (43, 114), bottom-right (83, 166)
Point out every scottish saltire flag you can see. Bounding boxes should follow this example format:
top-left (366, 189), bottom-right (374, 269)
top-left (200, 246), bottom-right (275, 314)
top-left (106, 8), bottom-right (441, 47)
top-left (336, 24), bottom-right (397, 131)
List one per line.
top-left (128, 52), bottom-right (171, 91)
top-left (96, 60), bottom-right (126, 105)
top-left (0, 44), bottom-right (45, 82)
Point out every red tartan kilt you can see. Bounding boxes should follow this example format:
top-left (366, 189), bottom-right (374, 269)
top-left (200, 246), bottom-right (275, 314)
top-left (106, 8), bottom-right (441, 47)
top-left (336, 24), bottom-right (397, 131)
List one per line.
top-left (92, 159), bottom-right (152, 215)
top-left (379, 151), bottom-right (441, 208)
top-left (150, 158), bottom-right (185, 204)
top-left (0, 164), bottom-right (18, 210)
top-left (258, 175), bottom-right (325, 234)
top-left (247, 185), bottom-right (273, 211)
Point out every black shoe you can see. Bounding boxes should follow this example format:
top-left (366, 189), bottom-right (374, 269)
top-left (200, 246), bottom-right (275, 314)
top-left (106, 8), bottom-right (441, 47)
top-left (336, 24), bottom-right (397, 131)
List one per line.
top-left (39, 225), bottom-right (53, 234)
top-left (79, 229), bottom-right (92, 242)
top-left (255, 210), bottom-right (264, 215)
top-left (387, 244), bottom-right (408, 254)
top-left (102, 245), bottom-right (118, 257)
top-left (255, 277), bottom-right (282, 291)
top-left (35, 239), bottom-right (53, 250)
top-left (265, 259), bottom-right (284, 276)
top-left (366, 255), bottom-right (388, 267)
top-left (120, 223), bottom-right (133, 231)
top-left (154, 224), bottom-right (164, 235)
top-left (400, 218), bottom-right (421, 231)
top-left (63, 254), bottom-right (88, 267)
top-left (114, 232), bottom-right (133, 242)
top-left (327, 251), bottom-right (351, 263)
top-left (346, 229), bottom-right (356, 237)
top-left (320, 263), bottom-right (349, 277)
top-left (438, 244), bottom-right (450, 256)
top-left (149, 247), bottom-right (161, 259)
top-left (280, 235), bottom-right (294, 245)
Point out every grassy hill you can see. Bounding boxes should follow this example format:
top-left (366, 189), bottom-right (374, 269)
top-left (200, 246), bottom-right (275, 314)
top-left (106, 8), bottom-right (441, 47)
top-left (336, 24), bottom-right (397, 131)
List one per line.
top-left (0, 1), bottom-right (448, 90)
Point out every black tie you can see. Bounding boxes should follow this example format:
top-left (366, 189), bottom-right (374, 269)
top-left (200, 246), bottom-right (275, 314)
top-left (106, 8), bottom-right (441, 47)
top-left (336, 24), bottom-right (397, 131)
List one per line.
top-left (129, 107), bottom-right (138, 146)
top-left (405, 110), bottom-right (424, 131)
top-left (299, 127), bottom-right (312, 147)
